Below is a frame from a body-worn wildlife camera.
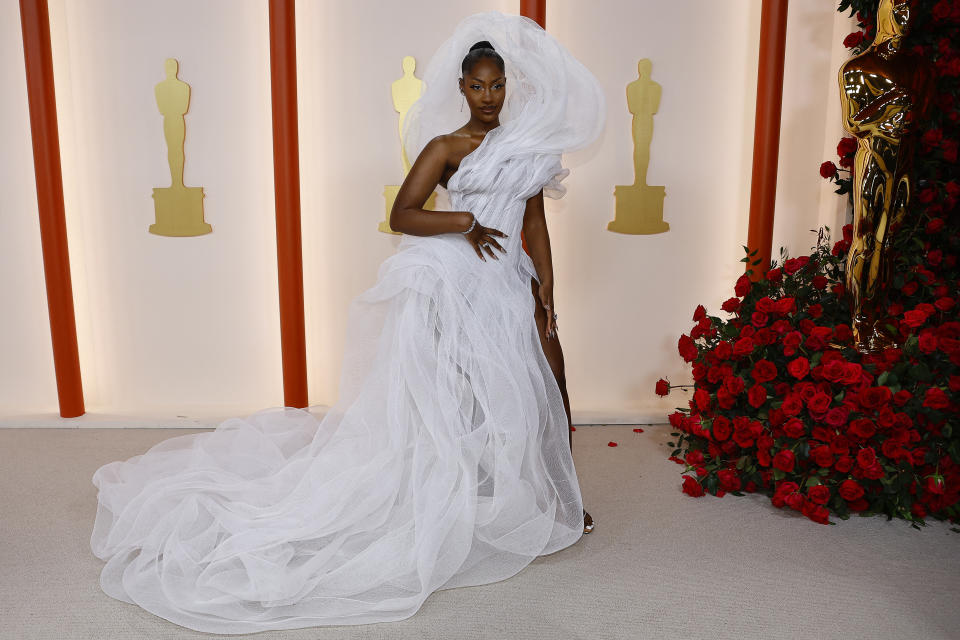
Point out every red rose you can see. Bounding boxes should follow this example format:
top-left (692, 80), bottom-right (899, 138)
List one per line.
top-left (819, 161), bottom-right (838, 179)
top-left (903, 309), bottom-right (930, 328)
top-left (694, 388), bottom-right (712, 411)
top-left (882, 439), bottom-right (905, 460)
top-left (893, 389), bottom-right (913, 407)
top-left (812, 275), bottom-right (828, 290)
top-left (782, 331), bottom-right (803, 356)
top-left (838, 479), bottom-right (865, 501)
top-left (711, 417), bottom-right (732, 442)
top-left (678, 334), bottom-right (698, 362)
top-left (858, 386), bottom-right (892, 411)
top-left (919, 329), bottom-right (938, 354)
top-left (781, 394), bottom-right (803, 416)
top-left (811, 445), bottom-right (834, 468)
top-left (787, 357), bottom-right (810, 380)
top-left (926, 217), bottom-right (945, 234)
top-left (832, 324), bottom-right (852, 344)
top-left (692, 304), bottom-right (706, 321)
top-left (773, 450), bottom-right (796, 472)
top-left (735, 274), bottom-right (752, 297)
top-left (848, 418), bottom-right (877, 440)
top-left (718, 469), bottom-right (742, 491)
top-left (935, 297), bottom-right (955, 312)
top-left (834, 455), bottom-right (854, 473)
top-left (825, 406), bottom-right (849, 427)
top-left (776, 297), bottom-right (796, 314)
top-left (682, 475), bottom-right (705, 497)
top-left (685, 450), bottom-right (705, 465)
top-left (837, 136), bottom-right (857, 165)
top-left (766, 268), bottom-right (782, 283)
top-left (807, 484), bottom-right (830, 505)
top-left (804, 502), bottom-right (831, 525)
top-left (785, 492), bottom-right (804, 511)
top-left (782, 258), bottom-right (804, 275)
top-left (733, 336), bottom-right (755, 358)
top-left (751, 311), bottom-right (769, 327)
top-left (943, 140), bottom-right (959, 163)
top-left (848, 498), bottom-right (870, 512)
top-left (807, 392), bottom-right (831, 414)
top-left (748, 384), bottom-right (768, 408)
top-left (922, 127), bottom-right (943, 149)
top-left (843, 31), bottom-right (865, 48)
top-left (856, 446), bottom-right (876, 469)
top-left (712, 342), bottom-right (731, 360)
top-left (783, 418), bottom-right (806, 438)
top-left (723, 376), bottom-right (745, 396)
top-left (758, 448), bottom-right (772, 467)
top-left (721, 298), bottom-right (740, 314)
top-left (716, 387), bottom-right (734, 409)
top-left (655, 379), bottom-right (670, 396)
top-left (839, 362), bottom-right (863, 386)
top-left (926, 475), bottom-right (946, 495)
top-left (751, 360), bottom-right (778, 383)
top-left (923, 387), bottom-right (949, 410)
top-left (774, 480), bottom-right (799, 496)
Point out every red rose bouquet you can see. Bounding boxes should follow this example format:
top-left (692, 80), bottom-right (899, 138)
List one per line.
top-left (658, 0), bottom-right (960, 527)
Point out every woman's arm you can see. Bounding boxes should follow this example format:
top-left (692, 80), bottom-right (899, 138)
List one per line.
top-left (390, 137), bottom-right (473, 236)
top-left (522, 189), bottom-right (558, 338)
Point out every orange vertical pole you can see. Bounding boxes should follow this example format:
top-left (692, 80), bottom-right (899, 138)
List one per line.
top-left (520, 0), bottom-right (546, 255)
top-left (20, 0), bottom-right (85, 418)
top-left (746, 0), bottom-right (789, 280)
top-left (520, 0), bottom-right (546, 27)
top-left (268, 0), bottom-right (308, 408)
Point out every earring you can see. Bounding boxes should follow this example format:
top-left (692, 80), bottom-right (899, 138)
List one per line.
top-left (460, 93), bottom-right (464, 112)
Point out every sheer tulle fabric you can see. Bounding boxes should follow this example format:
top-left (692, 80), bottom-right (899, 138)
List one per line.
top-left (91, 11), bottom-right (605, 634)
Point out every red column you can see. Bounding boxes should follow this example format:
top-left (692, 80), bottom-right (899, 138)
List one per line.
top-left (268, 0), bottom-right (308, 408)
top-left (520, 0), bottom-right (546, 255)
top-left (746, 0), bottom-right (789, 280)
top-left (20, 0), bottom-right (85, 418)
top-left (520, 0), bottom-right (546, 28)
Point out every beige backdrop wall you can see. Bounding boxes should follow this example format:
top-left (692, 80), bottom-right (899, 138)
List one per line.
top-left (0, 0), bottom-right (850, 426)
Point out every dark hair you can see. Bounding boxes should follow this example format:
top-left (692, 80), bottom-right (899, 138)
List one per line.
top-left (461, 40), bottom-right (505, 75)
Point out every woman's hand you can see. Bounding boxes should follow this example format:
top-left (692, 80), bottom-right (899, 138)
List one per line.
top-left (538, 280), bottom-right (557, 339)
top-left (464, 218), bottom-right (508, 262)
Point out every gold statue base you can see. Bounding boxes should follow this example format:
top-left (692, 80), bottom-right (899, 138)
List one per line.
top-left (608, 184), bottom-right (668, 235)
top-left (150, 186), bottom-right (211, 237)
top-left (379, 185), bottom-right (436, 235)
top-left (852, 316), bottom-right (900, 354)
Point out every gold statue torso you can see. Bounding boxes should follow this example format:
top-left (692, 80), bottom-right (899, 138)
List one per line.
top-left (837, 0), bottom-right (933, 352)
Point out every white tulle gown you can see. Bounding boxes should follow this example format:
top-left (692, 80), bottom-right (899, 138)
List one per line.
top-left (90, 11), bottom-right (605, 634)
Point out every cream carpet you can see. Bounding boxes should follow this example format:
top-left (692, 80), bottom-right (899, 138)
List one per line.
top-left (1, 424), bottom-right (958, 640)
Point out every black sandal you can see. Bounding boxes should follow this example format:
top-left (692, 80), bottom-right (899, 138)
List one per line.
top-left (583, 509), bottom-right (595, 534)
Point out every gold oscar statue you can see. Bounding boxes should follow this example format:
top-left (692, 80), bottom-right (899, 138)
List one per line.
top-left (381, 56), bottom-right (436, 234)
top-left (608, 59), bottom-right (667, 235)
top-left (150, 58), bottom-right (210, 237)
top-left (838, 0), bottom-right (933, 353)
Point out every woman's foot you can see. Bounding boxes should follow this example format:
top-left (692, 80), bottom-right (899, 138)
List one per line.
top-left (583, 509), bottom-right (595, 534)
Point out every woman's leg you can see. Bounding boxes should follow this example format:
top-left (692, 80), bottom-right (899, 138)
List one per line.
top-left (531, 278), bottom-right (593, 531)
top-left (531, 277), bottom-right (572, 449)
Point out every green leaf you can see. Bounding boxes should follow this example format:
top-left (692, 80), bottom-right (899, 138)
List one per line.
top-left (805, 477), bottom-right (821, 487)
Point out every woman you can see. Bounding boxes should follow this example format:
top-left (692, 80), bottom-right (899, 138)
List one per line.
top-left (90, 12), bottom-right (605, 634)
top-left (391, 38), bottom-right (596, 534)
